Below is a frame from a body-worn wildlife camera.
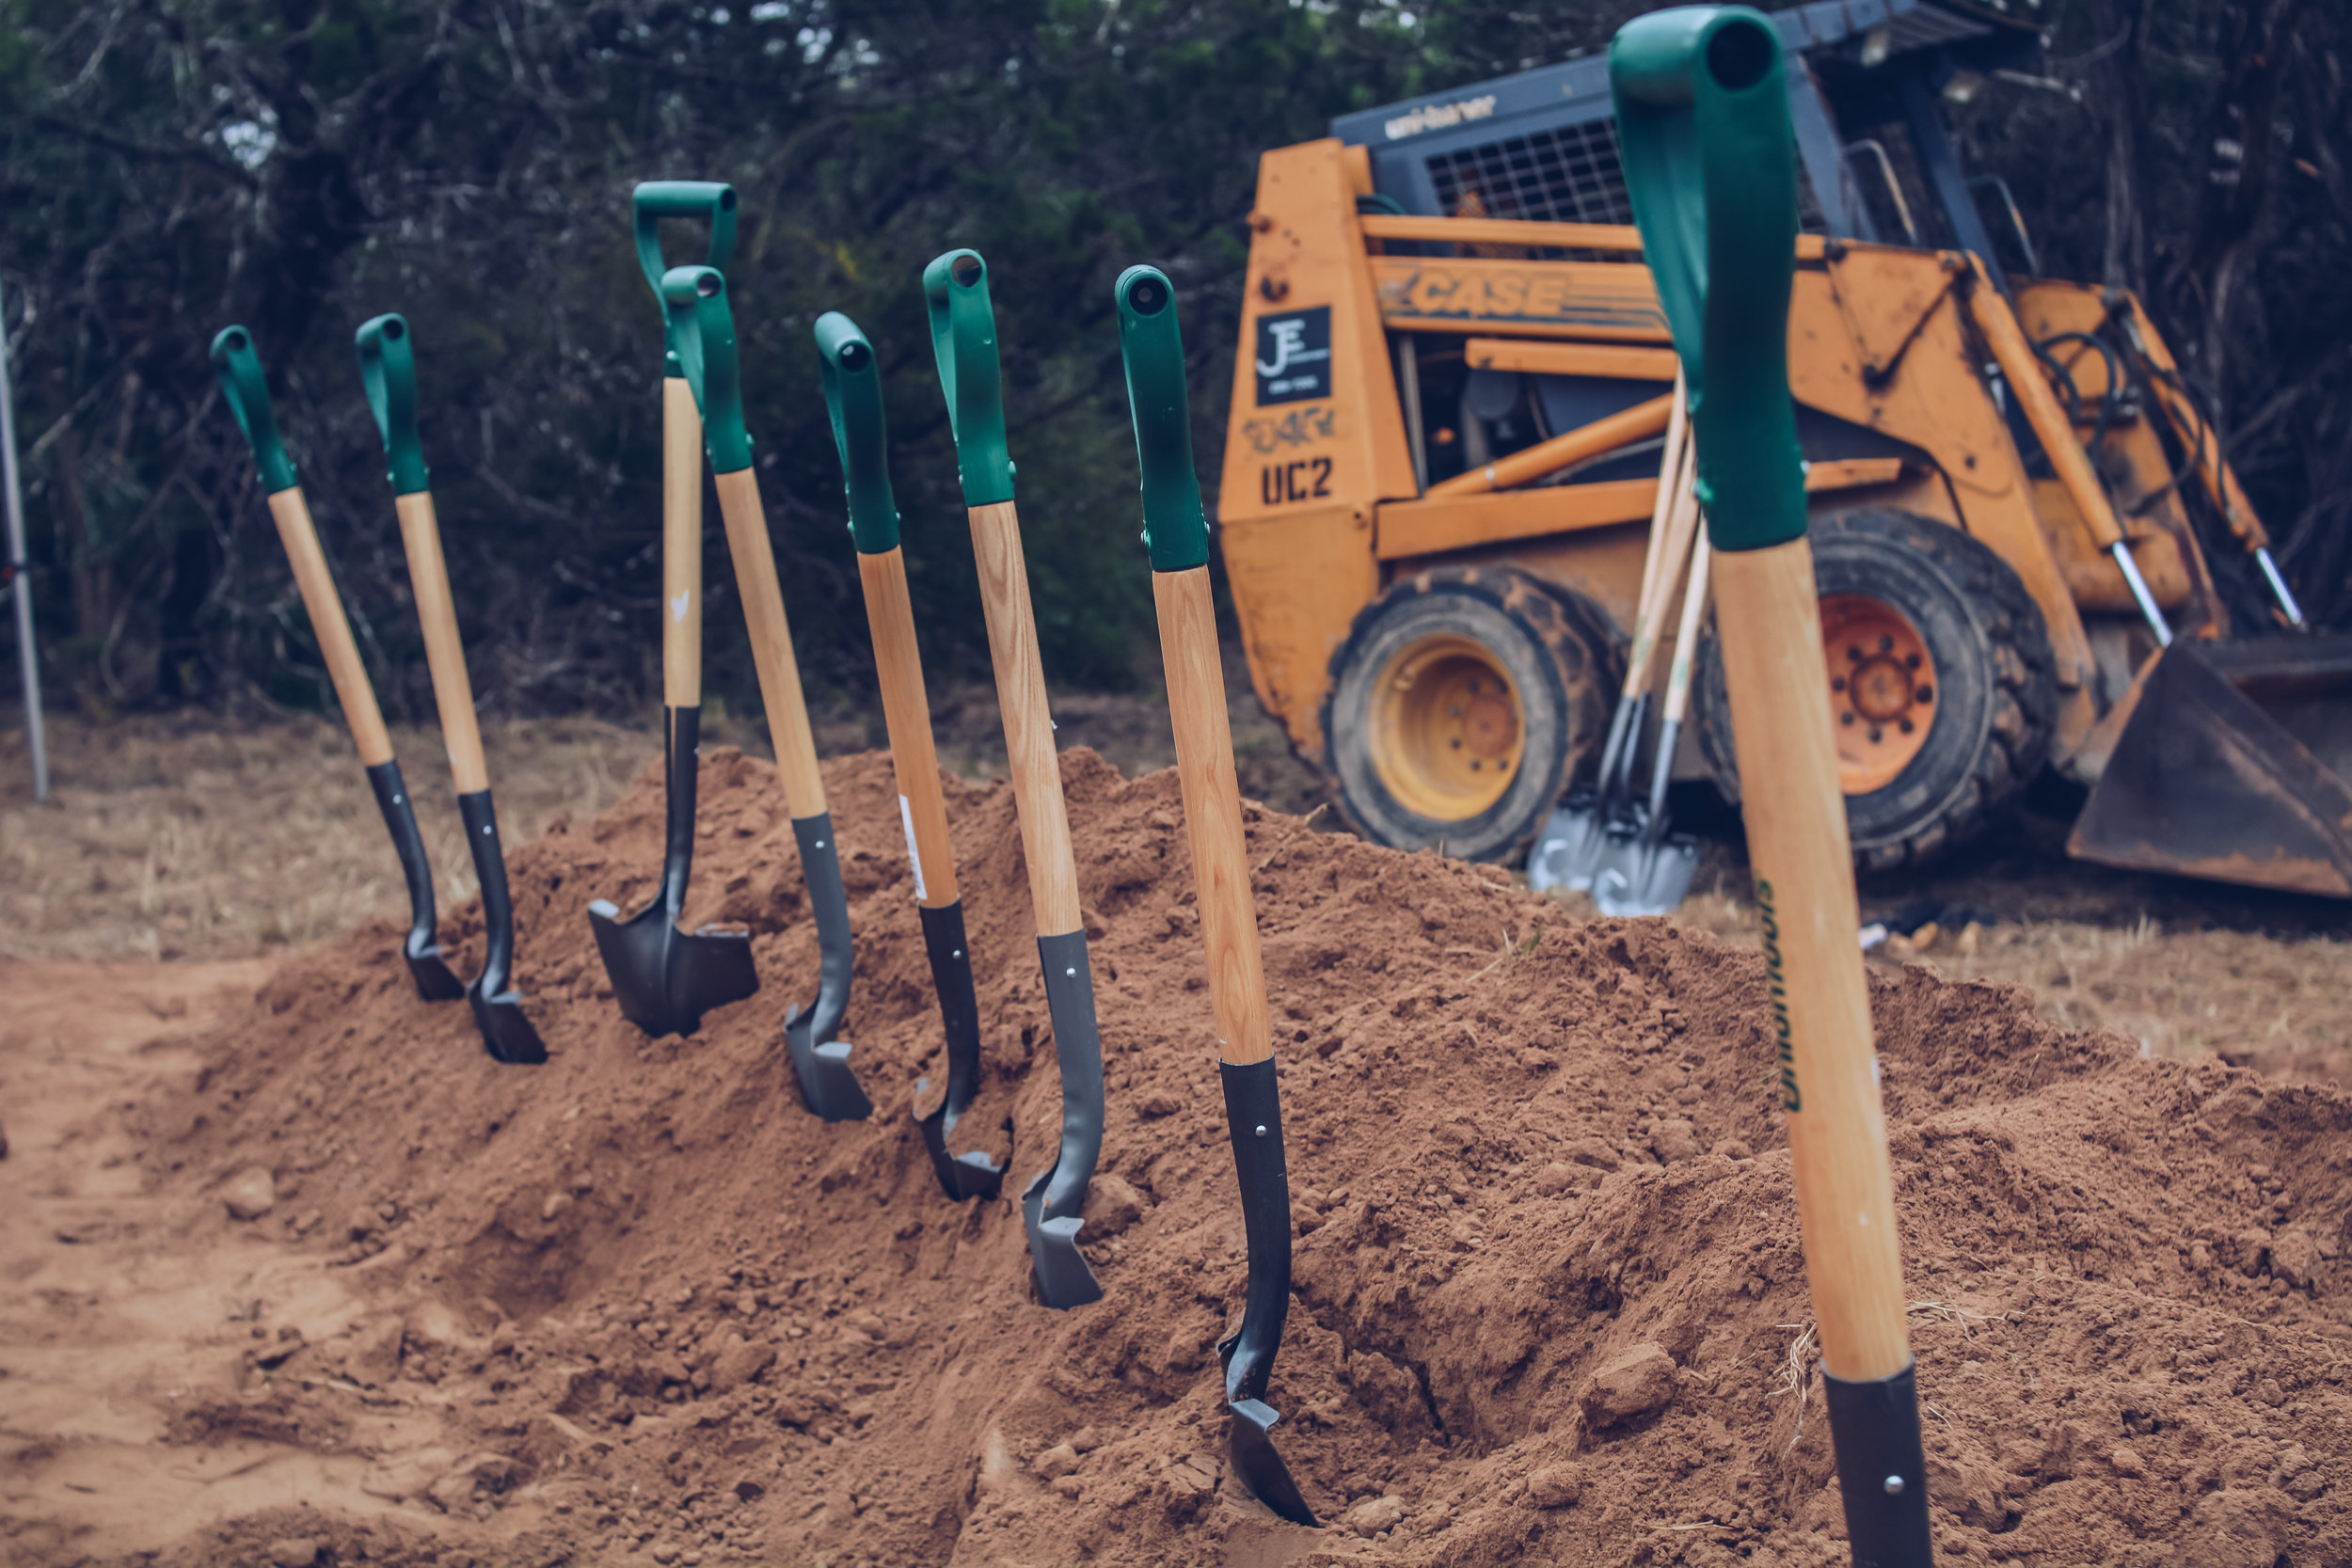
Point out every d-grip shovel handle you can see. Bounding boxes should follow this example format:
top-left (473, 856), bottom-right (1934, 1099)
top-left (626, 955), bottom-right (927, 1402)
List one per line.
top-left (211, 325), bottom-right (298, 496)
top-left (817, 312), bottom-right (900, 555)
top-left (923, 249), bottom-right (1015, 507)
top-left (355, 314), bottom-right (429, 497)
top-left (634, 181), bottom-right (739, 372)
top-left (1612, 10), bottom-right (1929, 1565)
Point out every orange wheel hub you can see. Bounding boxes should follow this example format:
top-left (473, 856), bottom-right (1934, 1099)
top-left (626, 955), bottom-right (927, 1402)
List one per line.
top-left (1368, 634), bottom-right (1523, 820)
top-left (1819, 594), bottom-right (1935, 794)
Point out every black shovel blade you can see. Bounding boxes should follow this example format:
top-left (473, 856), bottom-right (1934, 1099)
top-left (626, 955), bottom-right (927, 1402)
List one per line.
top-left (780, 813), bottom-right (871, 1120)
top-left (1228, 1397), bottom-right (1317, 1528)
top-left (2070, 639), bottom-right (2352, 898)
top-left (467, 980), bottom-right (548, 1065)
top-left (589, 898), bottom-right (759, 1038)
top-left (1020, 1171), bottom-right (1102, 1308)
top-left (403, 932), bottom-right (468, 1002)
top-left (914, 901), bottom-right (1005, 1199)
top-left (1019, 929), bottom-right (1106, 1308)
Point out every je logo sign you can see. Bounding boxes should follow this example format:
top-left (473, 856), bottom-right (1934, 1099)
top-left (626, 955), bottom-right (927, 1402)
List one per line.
top-left (1254, 307), bottom-right (1331, 405)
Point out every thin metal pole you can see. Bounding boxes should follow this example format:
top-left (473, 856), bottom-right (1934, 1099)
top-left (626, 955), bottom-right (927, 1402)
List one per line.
top-left (0, 281), bottom-right (48, 800)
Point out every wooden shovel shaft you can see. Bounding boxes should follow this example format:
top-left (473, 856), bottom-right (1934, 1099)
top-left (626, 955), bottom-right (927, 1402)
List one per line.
top-left (264, 487), bottom-right (393, 768)
top-left (856, 546), bottom-right (959, 908)
top-left (661, 377), bottom-right (705, 710)
top-left (1630, 365), bottom-right (1689, 618)
top-left (392, 490), bottom-right (488, 795)
top-left (1659, 534), bottom-right (1712, 728)
top-left (1713, 538), bottom-right (1912, 1384)
top-left (1623, 435), bottom-right (1702, 697)
top-left (966, 500), bottom-right (1083, 938)
top-left (1153, 566), bottom-right (1271, 1068)
top-left (712, 466), bottom-right (827, 819)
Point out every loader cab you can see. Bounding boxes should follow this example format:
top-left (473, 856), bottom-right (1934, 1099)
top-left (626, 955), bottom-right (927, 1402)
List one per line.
top-left (1327, 0), bottom-right (2047, 492)
top-left (1332, 0), bottom-right (2044, 267)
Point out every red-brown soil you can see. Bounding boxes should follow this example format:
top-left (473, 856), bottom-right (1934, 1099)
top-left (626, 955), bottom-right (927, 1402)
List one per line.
top-left (7, 746), bottom-right (2352, 1567)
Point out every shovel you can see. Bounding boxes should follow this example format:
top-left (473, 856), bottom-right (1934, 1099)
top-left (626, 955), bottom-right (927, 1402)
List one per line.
top-left (816, 309), bottom-right (1003, 1196)
top-left (1119, 264), bottom-right (1317, 1528)
top-left (663, 265), bottom-right (869, 1121)
top-left (926, 248), bottom-right (1105, 1308)
top-left (355, 313), bottom-right (547, 1064)
top-left (588, 182), bottom-right (759, 1039)
top-left (1593, 531), bottom-right (1712, 918)
top-left (1614, 10), bottom-right (1931, 1563)
top-left (1528, 379), bottom-right (1698, 892)
top-left (209, 325), bottom-right (464, 1004)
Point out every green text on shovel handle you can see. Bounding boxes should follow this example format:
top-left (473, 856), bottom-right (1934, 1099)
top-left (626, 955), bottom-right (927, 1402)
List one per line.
top-left (815, 312), bottom-right (900, 555)
top-left (633, 182), bottom-right (739, 373)
top-left (660, 265), bottom-right (753, 475)
top-left (355, 314), bottom-right (430, 497)
top-left (209, 325), bottom-right (297, 496)
top-left (922, 249), bottom-right (1014, 507)
top-left (1611, 6), bottom-right (1804, 553)
top-left (1114, 266), bottom-right (1208, 573)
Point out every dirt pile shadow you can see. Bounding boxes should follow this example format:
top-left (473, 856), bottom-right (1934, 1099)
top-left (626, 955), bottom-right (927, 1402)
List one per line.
top-left (124, 745), bottom-right (2352, 1567)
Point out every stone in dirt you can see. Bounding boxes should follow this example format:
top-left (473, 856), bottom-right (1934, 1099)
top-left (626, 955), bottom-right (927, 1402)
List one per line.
top-left (1527, 1463), bottom-right (1584, 1508)
top-left (221, 1164), bottom-right (275, 1220)
top-left (1343, 1494), bottom-right (1404, 1536)
top-left (264, 1541), bottom-right (320, 1568)
top-left (1578, 1341), bottom-right (1677, 1428)
top-left (1081, 1172), bottom-right (1148, 1237)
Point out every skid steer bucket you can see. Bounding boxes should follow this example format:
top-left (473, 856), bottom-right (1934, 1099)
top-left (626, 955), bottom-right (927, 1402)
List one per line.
top-left (2069, 637), bottom-right (2352, 898)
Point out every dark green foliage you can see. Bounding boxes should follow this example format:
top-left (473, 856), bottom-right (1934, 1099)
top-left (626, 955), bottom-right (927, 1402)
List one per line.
top-left (2, 0), bottom-right (2348, 728)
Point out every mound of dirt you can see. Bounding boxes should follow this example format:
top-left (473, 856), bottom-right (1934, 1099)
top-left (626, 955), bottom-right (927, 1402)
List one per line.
top-left (83, 747), bottom-right (2352, 1564)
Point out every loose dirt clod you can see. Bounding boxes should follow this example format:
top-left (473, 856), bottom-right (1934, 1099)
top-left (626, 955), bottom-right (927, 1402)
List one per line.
top-left (23, 745), bottom-right (2352, 1566)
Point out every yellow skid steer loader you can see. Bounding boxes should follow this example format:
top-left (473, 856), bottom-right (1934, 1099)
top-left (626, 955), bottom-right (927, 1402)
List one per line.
top-left (1214, 0), bottom-right (2352, 897)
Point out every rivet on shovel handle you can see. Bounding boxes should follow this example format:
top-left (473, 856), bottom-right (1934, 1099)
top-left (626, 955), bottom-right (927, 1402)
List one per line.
top-left (667, 265), bottom-right (868, 1119)
top-left (1613, 9), bottom-right (1930, 1563)
top-left (209, 325), bottom-right (463, 1006)
top-left (1119, 263), bottom-right (1316, 1528)
top-left (356, 312), bottom-right (546, 1063)
top-left (819, 309), bottom-right (1003, 1196)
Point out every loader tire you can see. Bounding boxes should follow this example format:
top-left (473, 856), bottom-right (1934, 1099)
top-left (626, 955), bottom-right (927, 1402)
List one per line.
top-left (1693, 509), bottom-right (2058, 874)
top-left (1321, 565), bottom-right (1614, 863)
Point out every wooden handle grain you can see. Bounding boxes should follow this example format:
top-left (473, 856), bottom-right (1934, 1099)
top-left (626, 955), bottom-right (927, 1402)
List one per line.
top-left (967, 500), bottom-right (1083, 937)
top-left (1154, 567), bottom-right (1271, 1067)
top-left (1659, 534), bottom-right (1712, 727)
top-left (1712, 538), bottom-right (1912, 1384)
top-left (1624, 436), bottom-right (1703, 697)
top-left (713, 466), bottom-right (827, 819)
top-left (265, 487), bottom-right (393, 767)
top-left (392, 491), bottom-right (487, 793)
top-left (857, 546), bottom-right (958, 907)
top-left (662, 376), bottom-right (704, 708)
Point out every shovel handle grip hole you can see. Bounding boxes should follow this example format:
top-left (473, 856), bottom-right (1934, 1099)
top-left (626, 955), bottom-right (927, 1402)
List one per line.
top-left (951, 255), bottom-right (983, 288)
top-left (837, 341), bottom-right (871, 372)
top-left (382, 319), bottom-right (405, 341)
top-left (718, 188), bottom-right (737, 211)
top-left (1126, 276), bottom-right (1168, 316)
top-left (225, 329), bottom-right (247, 351)
top-left (696, 272), bottom-right (723, 298)
top-left (1706, 19), bottom-right (1774, 91)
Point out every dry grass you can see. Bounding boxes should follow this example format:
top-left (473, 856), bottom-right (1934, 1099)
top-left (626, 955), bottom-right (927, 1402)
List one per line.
top-left (0, 644), bottom-right (1334, 965)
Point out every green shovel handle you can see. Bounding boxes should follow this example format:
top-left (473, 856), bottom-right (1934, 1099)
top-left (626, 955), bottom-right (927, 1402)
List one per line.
top-left (209, 325), bottom-right (297, 496)
top-left (1114, 266), bottom-right (1208, 573)
top-left (661, 265), bottom-right (754, 475)
top-left (354, 314), bottom-right (430, 497)
top-left (1610, 5), bottom-right (1804, 553)
top-left (633, 181), bottom-right (739, 373)
top-left (922, 248), bottom-right (1014, 506)
top-left (814, 312), bottom-right (900, 555)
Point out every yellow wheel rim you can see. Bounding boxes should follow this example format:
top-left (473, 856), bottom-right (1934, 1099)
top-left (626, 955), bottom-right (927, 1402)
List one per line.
top-left (1368, 633), bottom-right (1523, 821)
top-left (1820, 593), bottom-right (1937, 794)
